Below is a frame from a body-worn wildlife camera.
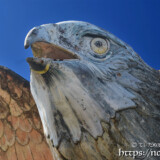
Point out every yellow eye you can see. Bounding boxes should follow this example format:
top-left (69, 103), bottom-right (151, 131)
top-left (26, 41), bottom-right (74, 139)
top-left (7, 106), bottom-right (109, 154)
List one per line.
top-left (91, 38), bottom-right (109, 54)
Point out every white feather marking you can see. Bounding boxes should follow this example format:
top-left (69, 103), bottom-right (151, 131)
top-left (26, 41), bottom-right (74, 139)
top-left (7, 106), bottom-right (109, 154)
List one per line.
top-left (30, 73), bottom-right (59, 146)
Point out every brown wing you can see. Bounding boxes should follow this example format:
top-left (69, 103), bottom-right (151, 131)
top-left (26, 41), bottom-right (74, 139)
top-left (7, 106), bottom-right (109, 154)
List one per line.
top-left (0, 66), bottom-right (53, 160)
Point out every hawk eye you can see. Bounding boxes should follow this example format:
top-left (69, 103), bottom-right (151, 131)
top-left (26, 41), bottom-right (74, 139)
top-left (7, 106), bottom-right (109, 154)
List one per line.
top-left (91, 38), bottom-right (109, 55)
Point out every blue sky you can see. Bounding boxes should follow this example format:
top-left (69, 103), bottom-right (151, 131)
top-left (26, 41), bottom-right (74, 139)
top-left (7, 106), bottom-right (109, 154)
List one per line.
top-left (0, 0), bottom-right (160, 80)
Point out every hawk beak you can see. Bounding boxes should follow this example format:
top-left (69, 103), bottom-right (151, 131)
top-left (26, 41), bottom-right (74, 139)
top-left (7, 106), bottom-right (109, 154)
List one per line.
top-left (26, 57), bottom-right (50, 75)
top-left (24, 26), bottom-right (79, 61)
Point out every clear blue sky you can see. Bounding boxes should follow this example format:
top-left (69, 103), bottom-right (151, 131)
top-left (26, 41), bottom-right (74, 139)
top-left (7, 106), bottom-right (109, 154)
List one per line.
top-left (0, 0), bottom-right (159, 80)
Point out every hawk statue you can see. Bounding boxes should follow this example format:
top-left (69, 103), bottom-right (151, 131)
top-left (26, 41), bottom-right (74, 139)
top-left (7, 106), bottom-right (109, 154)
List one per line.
top-left (24, 21), bottom-right (160, 159)
top-left (24, 21), bottom-right (160, 160)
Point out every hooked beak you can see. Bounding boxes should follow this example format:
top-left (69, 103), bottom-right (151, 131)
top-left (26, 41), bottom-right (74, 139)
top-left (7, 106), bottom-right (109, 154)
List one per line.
top-left (24, 26), bottom-right (79, 61)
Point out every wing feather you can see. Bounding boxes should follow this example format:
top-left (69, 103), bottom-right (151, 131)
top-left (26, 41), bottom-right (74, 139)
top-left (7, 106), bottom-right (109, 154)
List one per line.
top-left (0, 66), bottom-right (53, 160)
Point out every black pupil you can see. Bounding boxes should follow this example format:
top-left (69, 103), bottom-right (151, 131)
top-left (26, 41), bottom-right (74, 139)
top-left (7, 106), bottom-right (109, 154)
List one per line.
top-left (94, 41), bottom-right (103, 48)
